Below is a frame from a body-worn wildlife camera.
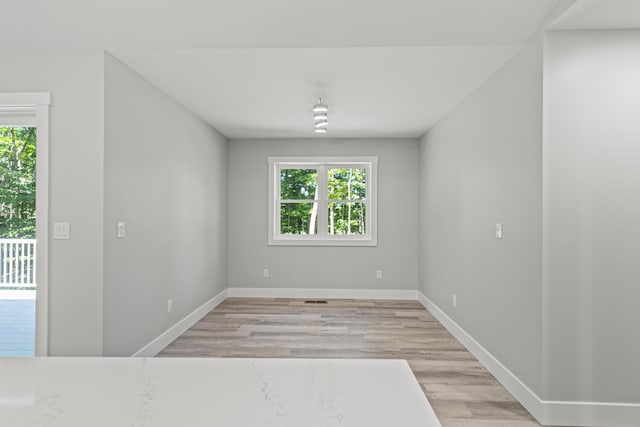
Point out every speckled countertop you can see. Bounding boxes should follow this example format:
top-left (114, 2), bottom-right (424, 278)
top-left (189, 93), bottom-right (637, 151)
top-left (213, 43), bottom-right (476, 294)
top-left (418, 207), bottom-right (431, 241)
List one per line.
top-left (0, 357), bottom-right (441, 427)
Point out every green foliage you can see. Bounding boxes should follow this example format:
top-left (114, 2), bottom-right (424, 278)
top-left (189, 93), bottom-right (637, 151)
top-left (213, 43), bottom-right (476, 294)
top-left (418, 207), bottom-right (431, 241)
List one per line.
top-left (328, 202), bottom-right (366, 235)
top-left (280, 168), bottom-right (317, 200)
top-left (0, 127), bottom-right (36, 238)
top-left (280, 169), bottom-right (318, 234)
top-left (279, 167), bottom-right (367, 235)
top-left (328, 168), bottom-right (366, 235)
top-left (280, 202), bottom-right (316, 235)
top-left (328, 168), bottom-right (366, 200)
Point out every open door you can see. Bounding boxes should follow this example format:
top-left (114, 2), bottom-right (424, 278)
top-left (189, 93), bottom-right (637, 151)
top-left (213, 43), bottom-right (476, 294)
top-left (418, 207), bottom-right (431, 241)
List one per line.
top-left (0, 126), bottom-right (36, 356)
top-left (0, 93), bottom-right (50, 357)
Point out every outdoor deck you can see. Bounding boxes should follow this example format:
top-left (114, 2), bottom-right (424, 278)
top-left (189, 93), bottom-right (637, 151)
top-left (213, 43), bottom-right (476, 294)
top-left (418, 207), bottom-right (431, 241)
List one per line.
top-left (0, 291), bottom-right (35, 357)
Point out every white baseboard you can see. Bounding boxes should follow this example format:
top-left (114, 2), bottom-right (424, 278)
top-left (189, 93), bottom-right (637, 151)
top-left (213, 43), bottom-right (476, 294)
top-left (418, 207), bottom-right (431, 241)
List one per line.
top-left (132, 288), bottom-right (228, 357)
top-left (227, 287), bottom-right (417, 300)
top-left (417, 292), bottom-right (546, 421)
top-left (417, 291), bottom-right (640, 427)
top-left (542, 400), bottom-right (640, 427)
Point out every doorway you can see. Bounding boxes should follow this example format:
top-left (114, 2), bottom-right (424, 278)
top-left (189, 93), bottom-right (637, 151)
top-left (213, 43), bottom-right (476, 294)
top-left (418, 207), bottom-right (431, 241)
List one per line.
top-left (0, 126), bottom-right (36, 356)
top-left (0, 93), bottom-right (50, 357)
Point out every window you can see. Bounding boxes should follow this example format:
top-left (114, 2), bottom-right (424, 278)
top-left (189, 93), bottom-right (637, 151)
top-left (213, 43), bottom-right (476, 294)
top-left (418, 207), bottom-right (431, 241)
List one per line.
top-left (268, 156), bottom-right (378, 246)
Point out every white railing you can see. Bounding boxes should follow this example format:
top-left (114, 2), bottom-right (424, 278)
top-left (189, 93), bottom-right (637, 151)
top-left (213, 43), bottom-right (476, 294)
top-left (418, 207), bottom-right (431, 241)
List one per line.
top-left (0, 239), bottom-right (36, 289)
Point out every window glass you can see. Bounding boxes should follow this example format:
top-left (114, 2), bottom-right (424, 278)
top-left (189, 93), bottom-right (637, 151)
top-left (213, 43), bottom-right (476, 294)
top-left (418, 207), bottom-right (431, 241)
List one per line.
top-left (328, 168), bottom-right (366, 200)
top-left (280, 169), bottom-right (317, 200)
top-left (280, 202), bottom-right (318, 235)
top-left (328, 202), bottom-right (366, 235)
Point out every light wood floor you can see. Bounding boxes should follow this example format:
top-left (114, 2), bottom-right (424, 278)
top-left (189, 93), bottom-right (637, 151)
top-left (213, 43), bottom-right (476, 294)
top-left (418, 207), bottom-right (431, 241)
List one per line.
top-left (159, 298), bottom-right (542, 427)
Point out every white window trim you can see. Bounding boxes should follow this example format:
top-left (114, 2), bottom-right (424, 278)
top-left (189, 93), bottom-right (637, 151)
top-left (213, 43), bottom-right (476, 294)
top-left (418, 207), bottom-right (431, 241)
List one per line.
top-left (268, 156), bottom-right (378, 246)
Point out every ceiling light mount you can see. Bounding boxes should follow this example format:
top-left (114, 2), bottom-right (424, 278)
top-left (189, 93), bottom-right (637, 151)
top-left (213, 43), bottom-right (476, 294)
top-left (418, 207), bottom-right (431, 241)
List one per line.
top-left (312, 98), bottom-right (328, 113)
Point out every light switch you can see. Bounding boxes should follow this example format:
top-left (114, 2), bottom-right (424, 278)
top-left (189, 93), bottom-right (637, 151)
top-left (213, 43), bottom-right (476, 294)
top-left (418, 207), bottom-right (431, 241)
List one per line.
top-left (495, 223), bottom-right (503, 239)
top-left (117, 222), bottom-right (126, 238)
top-left (53, 222), bottom-right (70, 240)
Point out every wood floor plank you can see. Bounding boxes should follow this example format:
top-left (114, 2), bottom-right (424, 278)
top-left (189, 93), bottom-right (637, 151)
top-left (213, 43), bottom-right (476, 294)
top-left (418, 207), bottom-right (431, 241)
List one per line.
top-left (158, 298), bottom-right (543, 426)
top-left (0, 298), bottom-right (35, 357)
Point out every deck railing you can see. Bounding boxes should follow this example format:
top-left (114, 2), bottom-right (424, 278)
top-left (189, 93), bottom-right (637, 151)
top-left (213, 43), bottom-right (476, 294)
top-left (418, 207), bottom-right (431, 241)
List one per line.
top-left (0, 239), bottom-right (36, 289)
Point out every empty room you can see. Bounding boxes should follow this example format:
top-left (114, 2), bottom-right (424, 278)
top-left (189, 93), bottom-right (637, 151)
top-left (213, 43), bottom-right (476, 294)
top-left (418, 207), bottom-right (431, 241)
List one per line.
top-left (1, 1), bottom-right (638, 426)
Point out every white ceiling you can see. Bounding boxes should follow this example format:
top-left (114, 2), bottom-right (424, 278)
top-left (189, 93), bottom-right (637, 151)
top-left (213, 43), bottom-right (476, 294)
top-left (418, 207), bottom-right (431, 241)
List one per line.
top-left (3, 0), bottom-right (559, 49)
top-left (112, 46), bottom-right (522, 138)
top-left (549, 0), bottom-right (640, 30)
top-left (1, 0), bottom-right (571, 138)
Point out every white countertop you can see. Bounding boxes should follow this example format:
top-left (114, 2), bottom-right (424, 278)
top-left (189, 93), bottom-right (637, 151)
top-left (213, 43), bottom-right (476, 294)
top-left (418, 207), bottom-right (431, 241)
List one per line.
top-left (0, 357), bottom-right (441, 427)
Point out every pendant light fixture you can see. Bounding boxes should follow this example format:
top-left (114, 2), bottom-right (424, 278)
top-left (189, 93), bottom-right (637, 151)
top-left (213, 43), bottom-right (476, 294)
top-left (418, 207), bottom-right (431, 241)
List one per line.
top-left (313, 97), bottom-right (328, 133)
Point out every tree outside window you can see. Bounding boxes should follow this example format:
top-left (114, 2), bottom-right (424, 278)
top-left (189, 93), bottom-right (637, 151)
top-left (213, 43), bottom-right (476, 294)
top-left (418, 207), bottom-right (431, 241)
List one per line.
top-left (0, 127), bottom-right (36, 238)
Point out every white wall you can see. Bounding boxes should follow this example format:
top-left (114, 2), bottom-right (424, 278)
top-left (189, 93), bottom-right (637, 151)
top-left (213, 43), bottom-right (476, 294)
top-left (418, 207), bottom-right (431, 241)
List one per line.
top-left (544, 30), bottom-right (640, 404)
top-left (419, 28), bottom-right (640, 424)
top-left (0, 51), bottom-right (105, 356)
top-left (228, 139), bottom-right (418, 292)
top-left (418, 37), bottom-right (544, 394)
top-left (103, 54), bottom-right (228, 356)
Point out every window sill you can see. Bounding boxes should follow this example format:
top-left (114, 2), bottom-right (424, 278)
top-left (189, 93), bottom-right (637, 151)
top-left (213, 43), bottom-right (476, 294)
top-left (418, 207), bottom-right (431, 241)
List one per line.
top-left (268, 237), bottom-right (377, 247)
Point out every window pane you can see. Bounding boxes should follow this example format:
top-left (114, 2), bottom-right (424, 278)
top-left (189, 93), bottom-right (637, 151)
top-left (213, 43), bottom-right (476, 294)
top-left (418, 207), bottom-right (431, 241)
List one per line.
top-left (327, 202), bottom-right (366, 235)
top-left (328, 168), bottom-right (366, 200)
top-left (280, 169), bottom-right (317, 200)
top-left (280, 202), bottom-right (318, 235)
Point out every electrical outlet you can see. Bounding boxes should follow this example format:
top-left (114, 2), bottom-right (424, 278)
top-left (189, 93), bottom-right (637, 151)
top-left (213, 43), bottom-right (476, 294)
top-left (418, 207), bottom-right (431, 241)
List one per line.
top-left (376, 270), bottom-right (383, 279)
top-left (495, 223), bottom-right (503, 239)
top-left (263, 268), bottom-right (269, 278)
top-left (167, 299), bottom-right (173, 313)
top-left (452, 294), bottom-right (457, 308)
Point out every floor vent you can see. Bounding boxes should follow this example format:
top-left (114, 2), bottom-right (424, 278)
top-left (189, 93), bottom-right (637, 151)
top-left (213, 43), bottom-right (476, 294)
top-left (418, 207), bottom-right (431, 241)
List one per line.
top-left (304, 300), bottom-right (328, 304)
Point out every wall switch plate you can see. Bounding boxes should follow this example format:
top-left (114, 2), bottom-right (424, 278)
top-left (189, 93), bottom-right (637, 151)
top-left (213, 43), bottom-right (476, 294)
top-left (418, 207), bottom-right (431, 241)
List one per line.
top-left (117, 222), bottom-right (126, 238)
top-left (495, 223), bottom-right (503, 239)
top-left (263, 268), bottom-right (269, 278)
top-left (53, 222), bottom-right (70, 240)
top-left (167, 299), bottom-right (173, 313)
top-left (452, 294), bottom-right (457, 308)
top-left (376, 270), bottom-right (383, 279)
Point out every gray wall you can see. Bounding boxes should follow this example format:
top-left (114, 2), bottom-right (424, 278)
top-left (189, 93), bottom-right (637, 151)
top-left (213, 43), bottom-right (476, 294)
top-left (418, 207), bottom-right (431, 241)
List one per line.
top-left (228, 138), bottom-right (419, 291)
top-left (0, 51), bottom-right (106, 356)
top-left (103, 54), bottom-right (228, 356)
top-left (544, 30), bottom-right (640, 403)
top-left (418, 37), bottom-right (543, 394)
